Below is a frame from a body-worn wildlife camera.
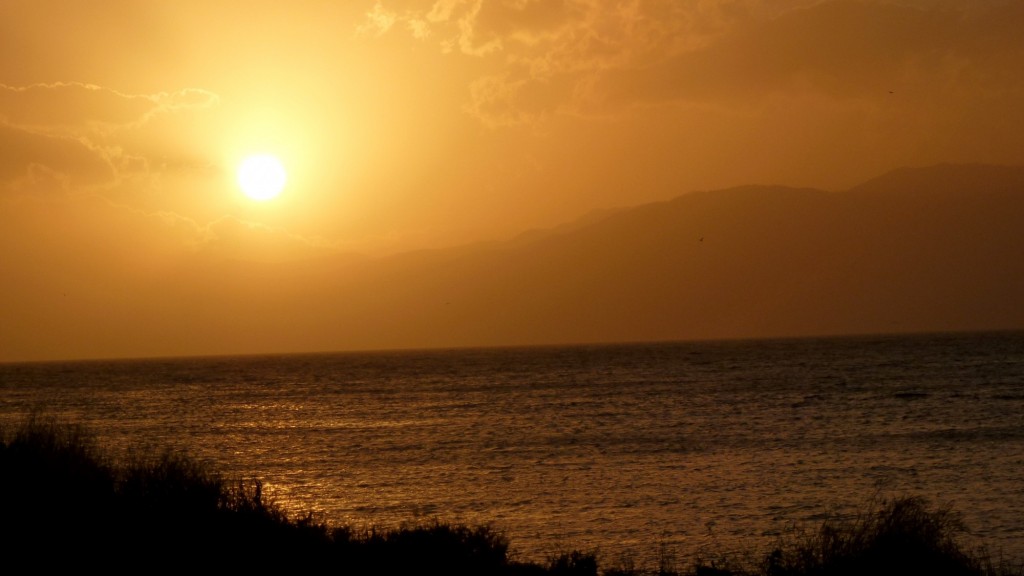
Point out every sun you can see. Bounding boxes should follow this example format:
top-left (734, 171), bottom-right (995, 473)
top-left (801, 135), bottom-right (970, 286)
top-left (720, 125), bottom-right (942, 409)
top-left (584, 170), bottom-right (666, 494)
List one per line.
top-left (237, 154), bottom-right (287, 201)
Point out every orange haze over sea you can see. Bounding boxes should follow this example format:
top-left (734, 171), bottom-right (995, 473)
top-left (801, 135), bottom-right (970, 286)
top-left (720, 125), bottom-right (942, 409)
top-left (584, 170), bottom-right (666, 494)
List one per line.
top-left (2, 1), bottom-right (1023, 362)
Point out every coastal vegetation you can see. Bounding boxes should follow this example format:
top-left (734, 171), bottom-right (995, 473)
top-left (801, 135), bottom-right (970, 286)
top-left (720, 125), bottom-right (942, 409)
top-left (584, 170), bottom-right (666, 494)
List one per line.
top-left (1, 416), bottom-right (1020, 575)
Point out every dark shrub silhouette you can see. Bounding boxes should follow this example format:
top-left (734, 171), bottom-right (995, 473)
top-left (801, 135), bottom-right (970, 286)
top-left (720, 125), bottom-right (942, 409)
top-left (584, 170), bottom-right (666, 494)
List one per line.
top-left (759, 496), bottom-right (1011, 576)
top-left (2, 416), bottom-right (1021, 575)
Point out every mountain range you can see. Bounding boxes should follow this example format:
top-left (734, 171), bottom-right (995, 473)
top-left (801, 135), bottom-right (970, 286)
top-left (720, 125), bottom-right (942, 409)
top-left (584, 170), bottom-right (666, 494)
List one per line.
top-left (7, 162), bottom-right (1022, 361)
top-left (214, 162), bottom-right (1024, 354)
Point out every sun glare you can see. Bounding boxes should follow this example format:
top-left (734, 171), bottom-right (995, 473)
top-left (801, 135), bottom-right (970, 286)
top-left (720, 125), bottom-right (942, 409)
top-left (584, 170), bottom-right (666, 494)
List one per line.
top-left (237, 154), bottom-right (287, 201)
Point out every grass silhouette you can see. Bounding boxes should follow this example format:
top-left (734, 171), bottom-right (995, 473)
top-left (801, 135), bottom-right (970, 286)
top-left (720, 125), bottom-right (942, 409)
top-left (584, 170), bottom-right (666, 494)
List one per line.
top-left (1, 416), bottom-right (1020, 575)
top-left (757, 495), bottom-right (1023, 576)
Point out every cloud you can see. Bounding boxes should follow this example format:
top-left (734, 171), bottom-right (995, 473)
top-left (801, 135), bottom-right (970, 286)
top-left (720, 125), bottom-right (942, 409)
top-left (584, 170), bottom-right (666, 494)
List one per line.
top-left (366, 1), bottom-right (1024, 127)
top-left (156, 88), bottom-right (220, 112)
top-left (365, 0), bottom-right (769, 124)
top-left (0, 122), bottom-right (115, 187)
top-left (0, 82), bottom-right (218, 131)
top-left (445, 0), bottom-right (578, 56)
top-left (0, 77), bottom-right (330, 266)
top-left (0, 82), bottom-right (222, 193)
top-left (357, 2), bottom-right (400, 36)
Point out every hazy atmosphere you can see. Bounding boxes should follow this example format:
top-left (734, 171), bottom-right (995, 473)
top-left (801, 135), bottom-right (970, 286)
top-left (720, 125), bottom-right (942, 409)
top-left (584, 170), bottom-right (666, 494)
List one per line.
top-left (3, 0), bottom-right (1023, 362)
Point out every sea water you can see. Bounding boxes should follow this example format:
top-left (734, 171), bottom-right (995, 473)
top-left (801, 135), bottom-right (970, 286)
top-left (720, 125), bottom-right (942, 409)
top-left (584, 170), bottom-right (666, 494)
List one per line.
top-left (1, 331), bottom-right (1022, 568)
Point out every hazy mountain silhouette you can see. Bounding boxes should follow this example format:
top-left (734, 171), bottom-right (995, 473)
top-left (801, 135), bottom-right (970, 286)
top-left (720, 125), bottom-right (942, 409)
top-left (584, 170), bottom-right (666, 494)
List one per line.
top-left (243, 162), bottom-right (1021, 352)
top-left (25, 162), bottom-right (1017, 361)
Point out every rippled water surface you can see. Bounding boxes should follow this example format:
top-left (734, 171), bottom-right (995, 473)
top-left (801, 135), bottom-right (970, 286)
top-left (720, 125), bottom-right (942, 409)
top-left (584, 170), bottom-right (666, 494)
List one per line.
top-left (2, 331), bottom-right (1023, 567)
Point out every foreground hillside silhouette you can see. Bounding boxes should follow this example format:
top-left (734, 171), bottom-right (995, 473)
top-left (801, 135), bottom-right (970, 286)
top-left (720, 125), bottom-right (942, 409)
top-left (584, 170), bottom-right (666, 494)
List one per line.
top-left (1, 417), bottom-right (1020, 575)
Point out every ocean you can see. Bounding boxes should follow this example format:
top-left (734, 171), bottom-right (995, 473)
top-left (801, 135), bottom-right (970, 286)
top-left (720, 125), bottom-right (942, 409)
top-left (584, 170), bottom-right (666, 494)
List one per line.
top-left (1, 331), bottom-right (1022, 568)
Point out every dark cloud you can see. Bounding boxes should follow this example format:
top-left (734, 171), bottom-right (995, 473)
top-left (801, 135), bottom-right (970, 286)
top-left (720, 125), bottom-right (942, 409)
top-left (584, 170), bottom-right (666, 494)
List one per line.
top-left (599, 1), bottom-right (1024, 104)
top-left (370, 1), bottom-right (1024, 127)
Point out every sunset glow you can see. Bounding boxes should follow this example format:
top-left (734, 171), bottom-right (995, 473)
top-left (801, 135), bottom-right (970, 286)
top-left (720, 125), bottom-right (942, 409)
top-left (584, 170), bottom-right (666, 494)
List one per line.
top-left (4, 5), bottom-right (1023, 572)
top-left (1, 1), bottom-right (1023, 362)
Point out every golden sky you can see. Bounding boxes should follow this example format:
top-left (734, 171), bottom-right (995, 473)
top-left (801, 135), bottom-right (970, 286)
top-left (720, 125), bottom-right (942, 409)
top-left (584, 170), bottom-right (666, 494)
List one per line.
top-left (2, 1), bottom-right (1023, 361)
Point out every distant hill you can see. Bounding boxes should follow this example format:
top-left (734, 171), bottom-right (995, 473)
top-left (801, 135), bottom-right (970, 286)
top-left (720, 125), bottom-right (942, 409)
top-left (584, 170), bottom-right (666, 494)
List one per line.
top-left (10, 162), bottom-right (1020, 361)
top-left (249, 162), bottom-right (1023, 352)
